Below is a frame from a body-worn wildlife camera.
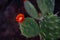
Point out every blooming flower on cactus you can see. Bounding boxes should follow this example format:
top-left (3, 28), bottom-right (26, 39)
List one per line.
top-left (16, 13), bottom-right (24, 23)
top-left (24, 0), bottom-right (27, 2)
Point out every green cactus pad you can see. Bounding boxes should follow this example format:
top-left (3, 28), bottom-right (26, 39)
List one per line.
top-left (20, 17), bottom-right (40, 38)
top-left (24, 1), bottom-right (39, 19)
top-left (45, 0), bottom-right (55, 13)
top-left (37, 0), bottom-right (55, 15)
top-left (39, 15), bottom-right (60, 40)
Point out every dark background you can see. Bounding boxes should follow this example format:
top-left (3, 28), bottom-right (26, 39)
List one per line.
top-left (0, 0), bottom-right (60, 40)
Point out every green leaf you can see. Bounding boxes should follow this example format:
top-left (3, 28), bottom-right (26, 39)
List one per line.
top-left (39, 15), bottom-right (60, 40)
top-left (24, 1), bottom-right (39, 19)
top-left (20, 17), bottom-right (40, 38)
top-left (37, 0), bottom-right (55, 15)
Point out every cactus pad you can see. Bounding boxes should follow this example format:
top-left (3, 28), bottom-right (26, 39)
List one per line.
top-left (20, 17), bottom-right (40, 38)
top-left (39, 15), bottom-right (60, 40)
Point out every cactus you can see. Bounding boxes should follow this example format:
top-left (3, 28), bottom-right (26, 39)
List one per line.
top-left (24, 1), bottom-right (39, 19)
top-left (37, 0), bottom-right (55, 15)
top-left (39, 15), bottom-right (60, 40)
top-left (20, 17), bottom-right (40, 38)
top-left (18, 0), bottom-right (60, 40)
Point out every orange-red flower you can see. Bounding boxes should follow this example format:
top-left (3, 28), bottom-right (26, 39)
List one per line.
top-left (24, 0), bottom-right (27, 2)
top-left (16, 13), bottom-right (24, 23)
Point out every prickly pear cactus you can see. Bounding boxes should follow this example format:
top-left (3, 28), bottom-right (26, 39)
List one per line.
top-left (37, 0), bottom-right (55, 15)
top-left (39, 15), bottom-right (60, 40)
top-left (20, 17), bottom-right (40, 38)
top-left (18, 0), bottom-right (60, 40)
top-left (24, 0), bottom-right (40, 19)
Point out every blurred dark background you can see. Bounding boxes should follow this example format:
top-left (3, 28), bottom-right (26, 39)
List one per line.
top-left (0, 0), bottom-right (60, 40)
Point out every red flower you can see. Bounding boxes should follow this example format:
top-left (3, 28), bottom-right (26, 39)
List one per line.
top-left (16, 13), bottom-right (24, 23)
top-left (24, 0), bottom-right (27, 2)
